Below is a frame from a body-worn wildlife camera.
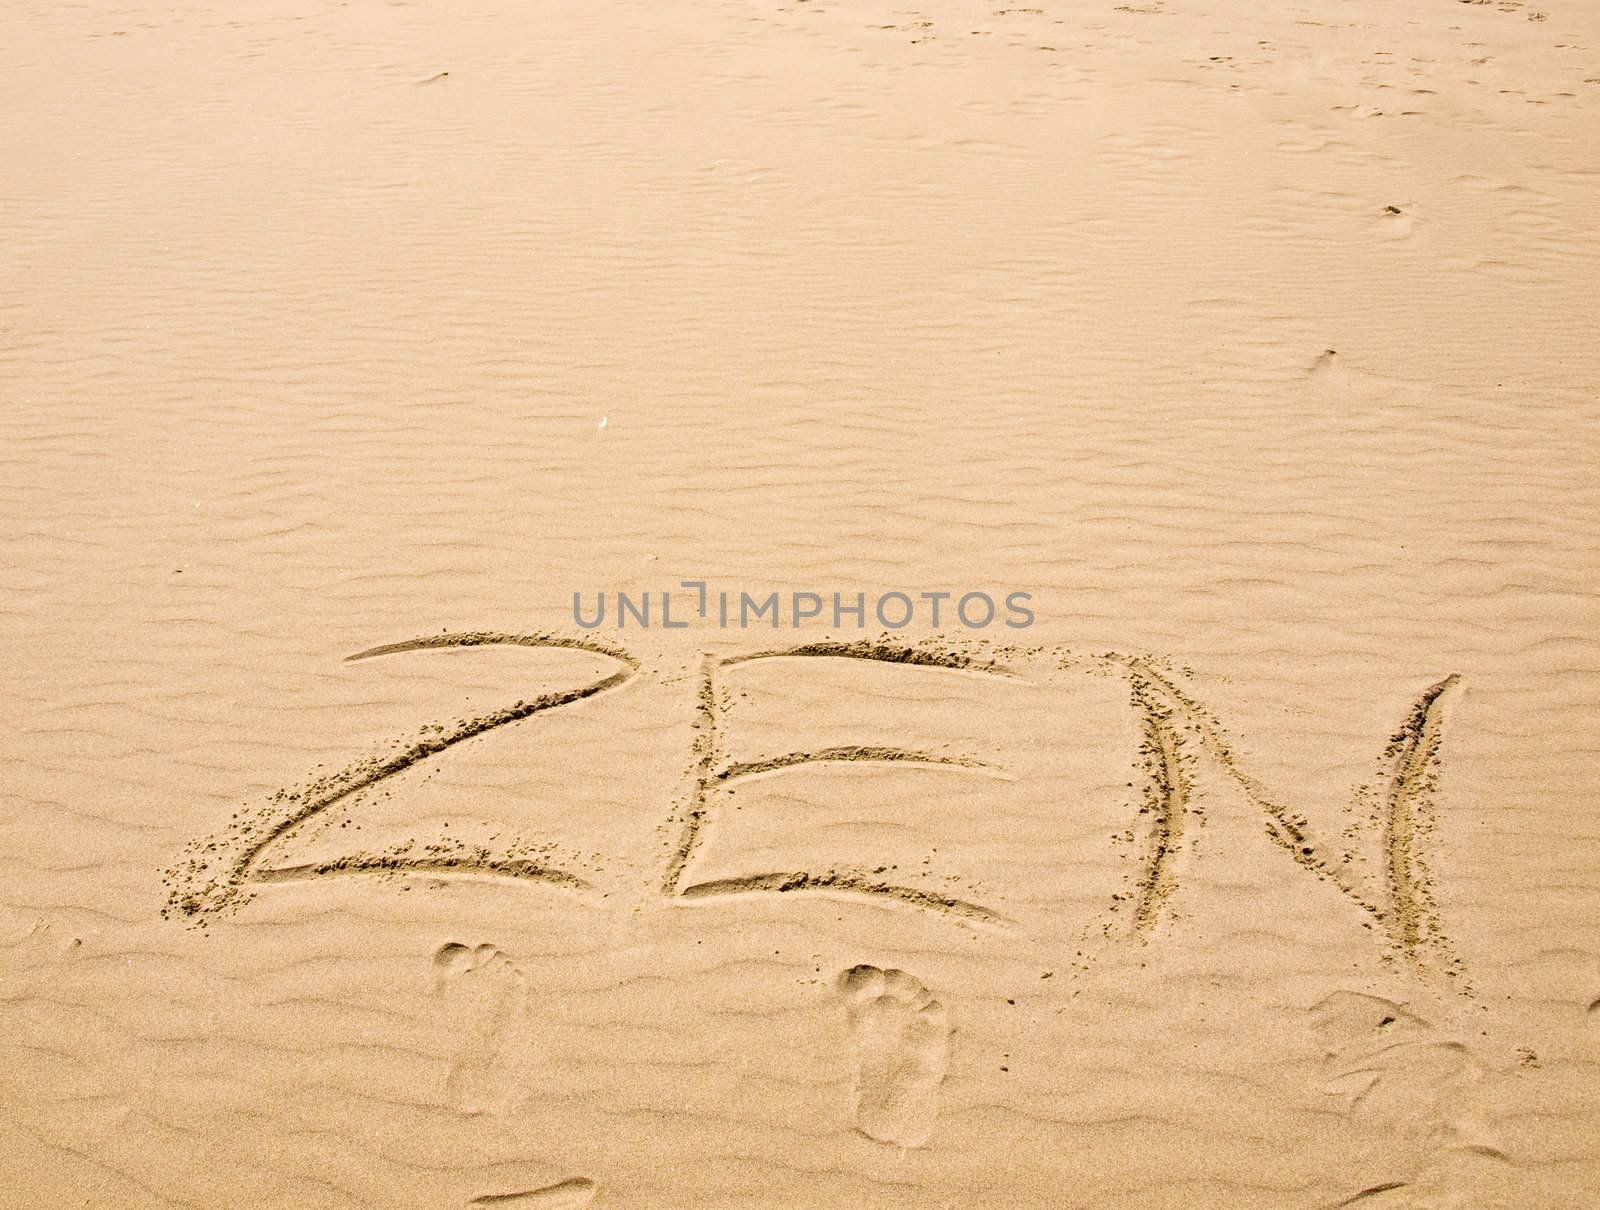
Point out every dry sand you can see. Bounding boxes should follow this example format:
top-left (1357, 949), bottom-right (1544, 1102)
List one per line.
top-left (3, 0), bottom-right (1600, 1205)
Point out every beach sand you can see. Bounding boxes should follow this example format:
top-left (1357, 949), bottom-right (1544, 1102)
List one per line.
top-left (3, 0), bottom-right (1599, 1205)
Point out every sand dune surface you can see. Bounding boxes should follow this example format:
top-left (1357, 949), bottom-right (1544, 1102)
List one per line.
top-left (3, 0), bottom-right (1600, 1204)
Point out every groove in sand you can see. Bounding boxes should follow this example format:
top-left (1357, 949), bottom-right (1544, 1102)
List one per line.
top-left (719, 638), bottom-right (1014, 676)
top-left (1381, 675), bottom-right (1460, 958)
top-left (252, 856), bottom-right (592, 891)
top-left (661, 653), bottom-right (720, 897)
top-left (165, 633), bottom-right (633, 920)
top-left (679, 868), bottom-right (1009, 925)
top-left (345, 630), bottom-right (637, 668)
top-left (714, 746), bottom-right (1000, 782)
top-left (1111, 654), bottom-right (1464, 968)
top-left (1129, 673), bottom-right (1187, 935)
top-left (662, 644), bottom-right (1008, 923)
top-left (1114, 654), bottom-right (1379, 913)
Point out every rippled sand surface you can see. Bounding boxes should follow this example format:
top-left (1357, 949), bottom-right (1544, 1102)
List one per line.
top-left (3, 0), bottom-right (1599, 1205)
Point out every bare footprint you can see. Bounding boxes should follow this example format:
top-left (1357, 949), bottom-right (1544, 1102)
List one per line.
top-left (435, 942), bottom-right (536, 1114)
top-left (1309, 990), bottom-right (1505, 1193)
top-left (1311, 992), bottom-right (1482, 1124)
top-left (837, 965), bottom-right (950, 1147)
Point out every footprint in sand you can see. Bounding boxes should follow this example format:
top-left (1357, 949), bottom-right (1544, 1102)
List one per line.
top-left (837, 964), bottom-right (951, 1148)
top-left (1311, 992), bottom-right (1484, 1127)
top-left (435, 942), bottom-right (537, 1115)
top-left (1310, 990), bottom-right (1506, 1196)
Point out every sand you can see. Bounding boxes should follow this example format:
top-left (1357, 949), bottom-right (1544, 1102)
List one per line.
top-left (3, 0), bottom-right (1599, 1205)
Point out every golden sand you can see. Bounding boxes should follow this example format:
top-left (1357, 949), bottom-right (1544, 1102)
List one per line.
top-left (3, 0), bottom-right (1599, 1204)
